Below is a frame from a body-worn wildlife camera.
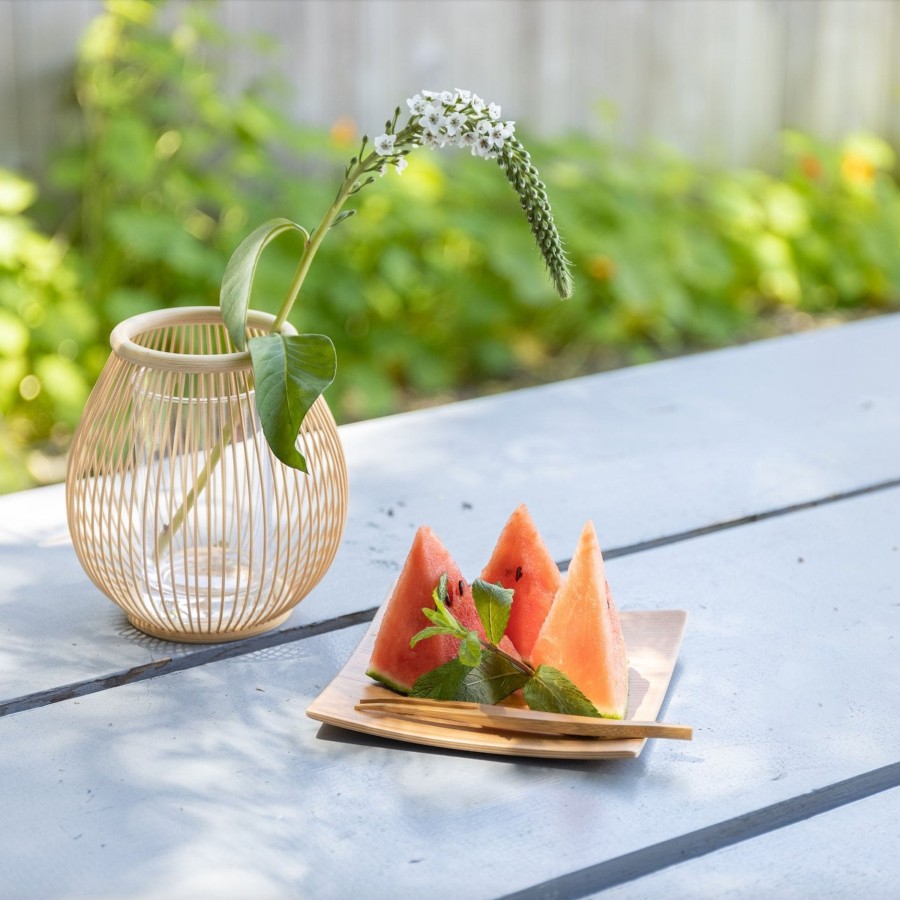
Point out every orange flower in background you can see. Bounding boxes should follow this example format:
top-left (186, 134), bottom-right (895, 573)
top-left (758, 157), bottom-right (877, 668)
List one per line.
top-left (799, 154), bottom-right (822, 181)
top-left (330, 115), bottom-right (357, 148)
top-left (588, 255), bottom-right (616, 282)
top-left (840, 152), bottom-right (876, 186)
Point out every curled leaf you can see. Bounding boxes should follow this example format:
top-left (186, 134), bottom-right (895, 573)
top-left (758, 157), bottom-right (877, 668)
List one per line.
top-left (221, 218), bottom-right (309, 351)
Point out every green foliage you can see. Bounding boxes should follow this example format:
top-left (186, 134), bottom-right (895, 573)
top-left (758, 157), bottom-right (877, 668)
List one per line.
top-left (3, 0), bottom-right (900, 492)
top-left (45, 0), bottom-right (328, 327)
top-left (0, 169), bottom-right (98, 492)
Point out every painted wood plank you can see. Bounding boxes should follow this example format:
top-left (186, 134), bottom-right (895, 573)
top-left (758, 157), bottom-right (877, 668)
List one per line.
top-left (0, 484), bottom-right (897, 897)
top-left (1, 314), bottom-right (900, 701)
top-left (596, 785), bottom-right (900, 899)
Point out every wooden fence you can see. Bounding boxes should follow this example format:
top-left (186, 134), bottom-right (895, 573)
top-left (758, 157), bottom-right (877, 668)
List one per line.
top-left (1, 0), bottom-right (899, 175)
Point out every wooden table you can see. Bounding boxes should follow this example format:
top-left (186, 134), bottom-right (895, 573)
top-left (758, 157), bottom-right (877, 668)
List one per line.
top-left (2, 314), bottom-right (898, 898)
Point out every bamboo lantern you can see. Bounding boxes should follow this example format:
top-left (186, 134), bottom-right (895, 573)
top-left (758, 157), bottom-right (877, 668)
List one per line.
top-left (66, 307), bottom-right (348, 642)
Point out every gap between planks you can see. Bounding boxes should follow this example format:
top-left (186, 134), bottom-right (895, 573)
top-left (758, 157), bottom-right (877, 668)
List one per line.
top-left (4, 473), bottom-right (900, 719)
top-left (497, 761), bottom-right (900, 900)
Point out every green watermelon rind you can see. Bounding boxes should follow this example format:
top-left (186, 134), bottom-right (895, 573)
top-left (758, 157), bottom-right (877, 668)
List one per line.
top-left (365, 666), bottom-right (412, 695)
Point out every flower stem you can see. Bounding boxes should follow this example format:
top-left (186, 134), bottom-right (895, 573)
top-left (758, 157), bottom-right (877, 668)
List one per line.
top-left (271, 154), bottom-right (376, 333)
top-left (155, 422), bottom-right (231, 558)
top-left (154, 155), bottom-right (374, 556)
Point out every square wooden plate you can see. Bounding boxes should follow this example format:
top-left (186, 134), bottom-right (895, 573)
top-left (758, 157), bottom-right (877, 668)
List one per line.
top-left (307, 599), bottom-right (687, 759)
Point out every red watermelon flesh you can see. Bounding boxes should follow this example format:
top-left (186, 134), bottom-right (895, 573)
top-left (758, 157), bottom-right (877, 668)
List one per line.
top-left (367, 526), bottom-right (518, 694)
top-left (529, 520), bottom-right (628, 718)
top-left (479, 504), bottom-right (561, 662)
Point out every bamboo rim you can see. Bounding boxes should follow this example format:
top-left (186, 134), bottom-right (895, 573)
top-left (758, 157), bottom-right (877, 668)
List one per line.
top-left (110, 306), bottom-right (298, 371)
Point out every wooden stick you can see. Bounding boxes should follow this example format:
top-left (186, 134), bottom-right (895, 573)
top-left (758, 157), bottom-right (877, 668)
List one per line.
top-left (356, 697), bottom-right (692, 741)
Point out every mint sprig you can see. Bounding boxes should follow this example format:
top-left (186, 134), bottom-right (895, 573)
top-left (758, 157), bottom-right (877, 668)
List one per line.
top-left (408, 574), bottom-right (601, 717)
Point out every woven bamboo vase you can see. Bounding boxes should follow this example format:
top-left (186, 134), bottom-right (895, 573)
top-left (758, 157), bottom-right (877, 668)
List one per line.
top-left (66, 306), bottom-right (348, 642)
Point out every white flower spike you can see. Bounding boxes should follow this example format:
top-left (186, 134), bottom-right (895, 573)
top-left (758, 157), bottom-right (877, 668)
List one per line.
top-left (329, 88), bottom-right (571, 298)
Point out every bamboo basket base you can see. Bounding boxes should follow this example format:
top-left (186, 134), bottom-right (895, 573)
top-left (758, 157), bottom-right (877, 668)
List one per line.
top-left (126, 609), bottom-right (292, 643)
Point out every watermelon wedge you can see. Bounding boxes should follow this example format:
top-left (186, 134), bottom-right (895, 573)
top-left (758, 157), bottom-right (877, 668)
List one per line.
top-left (367, 526), bottom-right (518, 694)
top-left (479, 504), bottom-right (561, 662)
top-left (529, 521), bottom-right (628, 718)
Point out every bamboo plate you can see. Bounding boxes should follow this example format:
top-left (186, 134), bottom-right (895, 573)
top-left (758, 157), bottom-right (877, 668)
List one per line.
top-left (307, 600), bottom-right (688, 759)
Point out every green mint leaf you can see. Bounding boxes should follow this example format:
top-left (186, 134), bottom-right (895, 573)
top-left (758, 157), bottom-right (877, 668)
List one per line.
top-left (412, 572), bottom-right (483, 650)
top-left (248, 333), bottom-right (336, 472)
top-left (412, 650), bottom-right (528, 705)
top-left (472, 578), bottom-right (514, 644)
top-left (430, 574), bottom-right (473, 639)
top-left (220, 218), bottom-right (309, 351)
top-left (457, 632), bottom-right (482, 668)
top-left (454, 648), bottom-right (530, 705)
top-left (409, 625), bottom-right (452, 649)
top-left (420, 607), bottom-right (451, 629)
top-left (431, 573), bottom-right (452, 618)
top-left (523, 665), bottom-right (601, 718)
top-left (411, 658), bottom-right (470, 700)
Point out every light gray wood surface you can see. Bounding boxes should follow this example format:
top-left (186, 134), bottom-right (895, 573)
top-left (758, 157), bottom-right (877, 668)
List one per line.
top-left (596, 786), bottom-right (900, 899)
top-left (2, 316), bottom-right (898, 897)
top-left (2, 483), bottom-right (898, 898)
top-left (1, 315), bottom-right (898, 702)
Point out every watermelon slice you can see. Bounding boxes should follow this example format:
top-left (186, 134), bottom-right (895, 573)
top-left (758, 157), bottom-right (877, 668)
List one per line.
top-left (529, 521), bottom-right (628, 718)
top-left (479, 504), bottom-right (561, 662)
top-left (367, 526), bottom-right (518, 694)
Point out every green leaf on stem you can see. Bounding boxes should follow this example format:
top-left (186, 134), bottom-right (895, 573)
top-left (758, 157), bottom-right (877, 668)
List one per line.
top-left (523, 665), bottom-right (601, 717)
top-left (248, 332), bottom-right (336, 472)
top-left (220, 218), bottom-right (309, 351)
top-left (472, 578), bottom-right (514, 644)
